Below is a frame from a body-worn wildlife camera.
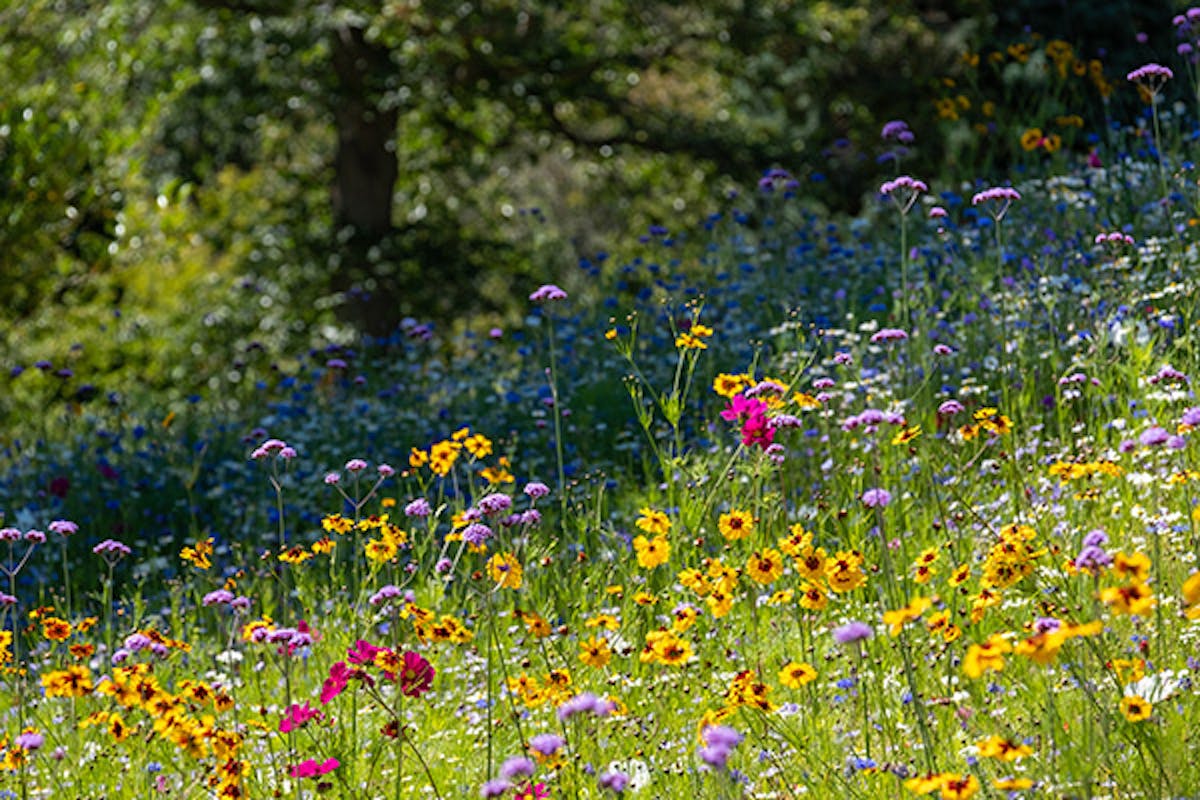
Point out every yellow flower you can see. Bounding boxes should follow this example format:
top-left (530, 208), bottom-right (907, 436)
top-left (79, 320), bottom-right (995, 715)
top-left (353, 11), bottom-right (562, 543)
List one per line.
top-left (321, 514), bottom-right (353, 535)
top-left (408, 447), bottom-right (429, 469)
top-left (948, 564), bottom-right (971, 586)
top-left (798, 582), bottom-right (828, 611)
top-left (963, 634), bottom-right (1011, 679)
top-left (636, 508), bottom-right (671, 536)
top-left (976, 735), bottom-right (1033, 761)
top-left (516, 610), bottom-right (552, 638)
top-left (463, 434), bottom-right (491, 459)
top-left (1183, 571), bottom-right (1200, 617)
top-left (41, 666), bottom-right (94, 697)
top-left (767, 589), bottom-right (793, 605)
top-left (892, 425), bottom-right (922, 445)
top-left (278, 545), bottom-right (313, 565)
top-left (826, 550), bottom-right (867, 593)
top-left (939, 773), bottom-right (980, 799)
top-left (706, 588), bottom-right (734, 618)
top-left (41, 616), bottom-right (71, 641)
top-left (579, 636), bottom-right (611, 669)
top-left (672, 604), bottom-right (699, 632)
top-left (792, 392), bottom-right (821, 409)
top-left (311, 537), bottom-right (336, 555)
top-left (882, 596), bottom-right (932, 636)
top-left (675, 333), bottom-right (707, 350)
top-left (481, 465), bottom-right (515, 484)
top-left (778, 661), bottom-right (817, 688)
top-left (718, 509), bottom-right (754, 541)
top-left (633, 535), bottom-right (670, 569)
top-left (713, 373), bottom-right (752, 398)
top-left (487, 552), bottom-right (523, 589)
top-left (794, 545), bottom-right (827, 580)
top-left (1120, 694), bottom-right (1152, 722)
top-left (745, 548), bottom-right (784, 584)
top-left (678, 568), bottom-right (712, 596)
top-left (364, 537), bottom-right (398, 564)
top-left (1099, 582), bottom-right (1155, 616)
top-left (640, 630), bottom-right (692, 666)
top-left (585, 613), bottom-right (620, 630)
top-left (1020, 127), bottom-right (1045, 151)
top-left (1112, 551), bottom-right (1151, 583)
top-left (903, 773), bottom-right (946, 795)
top-left (180, 537), bottom-right (214, 569)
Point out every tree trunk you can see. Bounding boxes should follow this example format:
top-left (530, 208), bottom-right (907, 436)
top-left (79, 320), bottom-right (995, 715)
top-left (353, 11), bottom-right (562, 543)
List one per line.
top-left (329, 24), bottom-right (400, 335)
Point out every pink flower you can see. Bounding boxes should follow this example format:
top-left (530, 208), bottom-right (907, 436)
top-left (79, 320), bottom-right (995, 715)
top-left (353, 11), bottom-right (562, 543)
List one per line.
top-left (740, 413), bottom-right (775, 449)
top-left (348, 639), bottom-right (387, 666)
top-left (279, 702), bottom-right (322, 733)
top-left (399, 651), bottom-right (436, 697)
top-left (529, 284), bottom-right (567, 302)
top-left (720, 394), bottom-right (767, 423)
top-left (320, 661), bottom-right (351, 704)
top-left (288, 757), bottom-right (339, 779)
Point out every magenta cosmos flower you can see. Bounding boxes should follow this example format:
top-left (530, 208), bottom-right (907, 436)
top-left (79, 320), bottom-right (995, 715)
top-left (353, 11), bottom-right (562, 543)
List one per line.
top-left (399, 651), bottom-right (436, 697)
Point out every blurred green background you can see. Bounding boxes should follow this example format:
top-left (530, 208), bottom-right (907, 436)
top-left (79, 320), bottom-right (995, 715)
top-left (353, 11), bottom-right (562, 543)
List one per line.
top-left (0, 0), bottom-right (1177, 431)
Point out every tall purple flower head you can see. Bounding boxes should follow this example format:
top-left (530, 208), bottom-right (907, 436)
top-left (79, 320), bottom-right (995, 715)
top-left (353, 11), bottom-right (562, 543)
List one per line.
top-left (1140, 426), bottom-right (1170, 447)
top-left (869, 328), bottom-right (908, 344)
top-left (13, 732), bottom-right (43, 752)
top-left (937, 400), bottom-right (965, 417)
top-left (528, 733), bottom-right (565, 757)
top-left (480, 778), bottom-right (512, 798)
top-left (1127, 63), bottom-right (1174, 92)
top-left (498, 756), bottom-right (536, 781)
top-left (557, 692), bottom-right (615, 721)
top-left (462, 523), bottom-right (493, 545)
top-left (49, 520), bottom-right (78, 537)
top-left (598, 770), bottom-right (630, 793)
top-left (524, 481), bottom-right (550, 499)
top-left (478, 493), bottom-right (513, 515)
top-left (698, 725), bottom-right (743, 770)
top-left (203, 589), bottom-right (235, 607)
top-left (971, 186), bottom-right (1021, 221)
top-left (404, 498), bottom-right (432, 517)
top-left (879, 176), bottom-right (928, 215)
top-left (881, 120), bottom-right (914, 143)
top-left (529, 284), bottom-right (567, 303)
top-left (833, 621), bottom-right (874, 645)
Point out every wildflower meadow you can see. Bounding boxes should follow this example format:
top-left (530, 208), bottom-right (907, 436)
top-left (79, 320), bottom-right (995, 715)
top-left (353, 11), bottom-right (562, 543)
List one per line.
top-left (12, 8), bottom-right (1200, 800)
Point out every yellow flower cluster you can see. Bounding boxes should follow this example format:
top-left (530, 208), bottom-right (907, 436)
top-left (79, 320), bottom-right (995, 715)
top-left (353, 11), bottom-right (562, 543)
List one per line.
top-left (639, 629), bottom-right (692, 666)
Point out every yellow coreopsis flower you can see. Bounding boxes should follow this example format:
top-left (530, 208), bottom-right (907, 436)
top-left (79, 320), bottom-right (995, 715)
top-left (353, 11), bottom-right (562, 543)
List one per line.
top-left (962, 634), bottom-right (1011, 679)
top-left (1100, 582), bottom-right (1155, 616)
top-left (633, 535), bottom-right (670, 569)
top-left (578, 636), bottom-right (611, 669)
top-left (636, 507), bottom-right (671, 536)
top-left (713, 373), bottom-right (752, 398)
top-left (745, 548), bottom-right (785, 584)
top-left (976, 735), bottom-right (1033, 761)
top-left (41, 666), bottom-right (94, 698)
top-left (718, 509), bottom-right (754, 541)
top-left (826, 550), bottom-right (867, 593)
top-left (1120, 694), bottom-right (1152, 722)
top-left (778, 661), bottom-right (817, 688)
